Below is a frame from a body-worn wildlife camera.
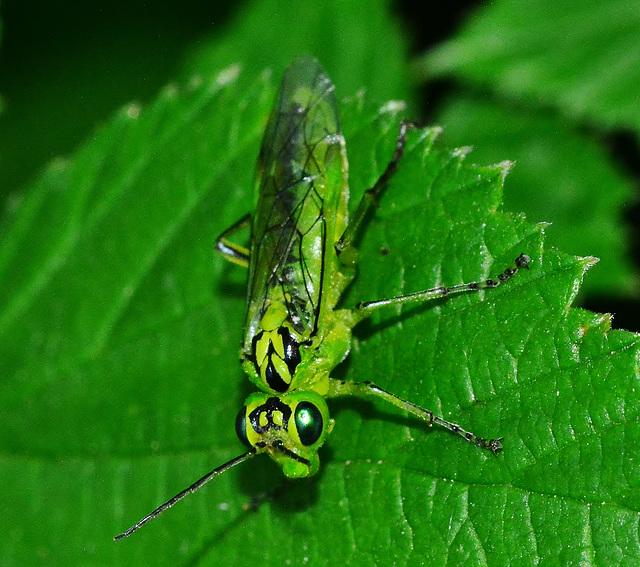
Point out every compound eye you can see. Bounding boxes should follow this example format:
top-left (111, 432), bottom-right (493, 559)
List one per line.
top-left (235, 406), bottom-right (251, 447)
top-left (294, 401), bottom-right (323, 446)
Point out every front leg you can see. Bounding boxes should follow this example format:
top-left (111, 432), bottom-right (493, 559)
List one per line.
top-left (216, 213), bottom-right (252, 268)
top-left (335, 121), bottom-right (414, 257)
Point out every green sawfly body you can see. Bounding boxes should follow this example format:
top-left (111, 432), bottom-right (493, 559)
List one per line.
top-left (115, 56), bottom-right (529, 539)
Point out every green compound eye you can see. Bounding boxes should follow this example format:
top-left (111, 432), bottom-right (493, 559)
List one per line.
top-left (235, 406), bottom-right (250, 447)
top-left (294, 401), bottom-right (323, 446)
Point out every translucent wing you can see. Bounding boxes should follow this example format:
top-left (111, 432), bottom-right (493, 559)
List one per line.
top-left (244, 57), bottom-right (343, 350)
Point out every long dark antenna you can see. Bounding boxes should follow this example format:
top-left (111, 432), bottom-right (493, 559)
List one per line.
top-left (114, 449), bottom-right (257, 540)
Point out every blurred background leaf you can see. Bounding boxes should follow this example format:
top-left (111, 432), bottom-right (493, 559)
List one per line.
top-left (421, 0), bottom-right (640, 130)
top-left (0, 0), bottom-right (409, 202)
top-left (417, 0), bottom-right (640, 306)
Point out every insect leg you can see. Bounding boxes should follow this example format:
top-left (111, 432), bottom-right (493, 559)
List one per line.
top-left (216, 213), bottom-right (252, 268)
top-left (327, 379), bottom-right (503, 454)
top-left (335, 121), bottom-right (414, 256)
top-left (357, 254), bottom-right (530, 314)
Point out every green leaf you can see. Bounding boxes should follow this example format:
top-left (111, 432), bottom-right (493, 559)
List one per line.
top-left (419, 0), bottom-right (640, 132)
top-left (2, 64), bottom-right (639, 567)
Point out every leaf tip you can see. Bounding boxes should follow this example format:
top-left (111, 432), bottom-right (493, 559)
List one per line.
top-left (215, 64), bottom-right (242, 87)
top-left (379, 99), bottom-right (407, 115)
top-left (123, 102), bottom-right (142, 120)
